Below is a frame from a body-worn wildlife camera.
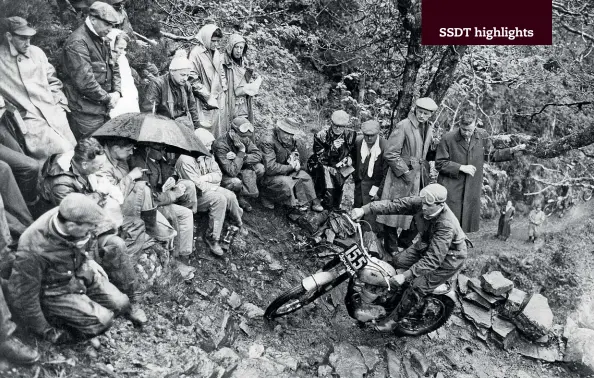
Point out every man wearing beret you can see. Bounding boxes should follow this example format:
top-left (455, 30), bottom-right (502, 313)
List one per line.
top-left (351, 120), bottom-right (387, 230)
top-left (62, 1), bottom-right (122, 139)
top-left (212, 116), bottom-right (264, 212)
top-left (436, 105), bottom-right (526, 232)
top-left (378, 97), bottom-right (439, 255)
top-left (351, 184), bottom-right (468, 331)
top-left (259, 118), bottom-right (323, 212)
top-left (0, 17), bottom-right (77, 161)
top-left (141, 55), bottom-right (203, 130)
top-left (307, 110), bottom-right (357, 210)
top-left (7, 193), bottom-right (131, 343)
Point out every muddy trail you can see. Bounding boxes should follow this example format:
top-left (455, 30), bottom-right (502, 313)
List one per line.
top-left (3, 198), bottom-right (594, 378)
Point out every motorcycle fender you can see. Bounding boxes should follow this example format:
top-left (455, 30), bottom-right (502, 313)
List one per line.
top-left (302, 270), bottom-right (341, 291)
top-left (433, 283), bottom-right (458, 302)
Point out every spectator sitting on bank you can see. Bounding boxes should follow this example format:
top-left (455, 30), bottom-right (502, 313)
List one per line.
top-left (7, 193), bottom-right (132, 344)
top-left (258, 118), bottom-right (323, 212)
top-left (212, 117), bottom-right (264, 212)
top-left (176, 129), bottom-right (246, 257)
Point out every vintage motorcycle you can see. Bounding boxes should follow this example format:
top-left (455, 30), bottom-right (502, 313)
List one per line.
top-left (264, 214), bottom-right (457, 336)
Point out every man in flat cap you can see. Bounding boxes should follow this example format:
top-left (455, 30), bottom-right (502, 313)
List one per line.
top-left (259, 118), bottom-right (323, 212)
top-left (0, 17), bottom-right (77, 162)
top-left (141, 54), bottom-right (203, 130)
top-left (307, 110), bottom-right (357, 210)
top-left (436, 103), bottom-right (526, 232)
top-left (351, 120), bottom-right (387, 230)
top-left (212, 116), bottom-right (264, 212)
top-left (100, 0), bottom-right (134, 38)
top-left (378, 97), bottom-right (439, 255)
top-left (7, 193), bottom-right (131, 343)
top-left (62, 1), bottom-right (122, 140)
top-left (350, 183), bottom-right (468, 331)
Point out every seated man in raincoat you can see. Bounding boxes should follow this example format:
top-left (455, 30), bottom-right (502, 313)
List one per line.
top-left (258, 117), bottom-right (323, 212)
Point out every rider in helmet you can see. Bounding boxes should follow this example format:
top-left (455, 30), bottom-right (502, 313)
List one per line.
top-left (351, 183), bottom-right (468, 332)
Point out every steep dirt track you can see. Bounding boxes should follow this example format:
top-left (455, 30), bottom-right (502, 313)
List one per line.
top-left (4, 199), bottom-right (592, 377)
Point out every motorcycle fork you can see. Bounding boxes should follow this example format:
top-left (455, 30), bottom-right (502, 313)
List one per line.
top-left (302, 266), bottom-right (345, 291)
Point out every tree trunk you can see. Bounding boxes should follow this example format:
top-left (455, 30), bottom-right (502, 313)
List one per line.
top-left (424, 45), bottom-right (468, 104)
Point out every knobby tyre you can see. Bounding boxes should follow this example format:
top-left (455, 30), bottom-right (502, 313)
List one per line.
top-left (391, 294), bottom-right (455, 337)
top-left (264, 272), bottom-right (349, 320)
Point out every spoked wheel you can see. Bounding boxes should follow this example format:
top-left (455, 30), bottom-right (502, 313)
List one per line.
top-left (392, 294), bottom-right (455, 337)
top-left (543, 203), bottom-right (555, 217)
top-left (264, 272), bottom-right (349, 320)
top-left (582, 189), bottom-right (593, 202)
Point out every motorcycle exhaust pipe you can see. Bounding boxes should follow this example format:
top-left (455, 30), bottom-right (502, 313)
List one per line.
top-left (302, 270), bottom-right (341, 291)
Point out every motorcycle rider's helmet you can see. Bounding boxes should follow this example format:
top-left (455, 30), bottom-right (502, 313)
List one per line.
top-left (420, 183), bottom-right (447, 204)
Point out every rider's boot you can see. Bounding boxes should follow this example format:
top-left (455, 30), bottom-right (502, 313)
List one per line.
top-left (374, 286), bottom-right (421, 332)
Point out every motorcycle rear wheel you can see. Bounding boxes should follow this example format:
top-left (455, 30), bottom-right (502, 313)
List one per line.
top-left (264, 272), bottom-right (349, 320)
top-left (391, 294), bottom-right (455, 337)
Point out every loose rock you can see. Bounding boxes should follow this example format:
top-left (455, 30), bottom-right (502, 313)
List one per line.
top-left (227, 292), bottom-right (242, 309)
top-left (564, 326), bottom-right (594, 375)
top-left (481, 271), bottom-right (514, 296)
top-left (318, 365), bottom-right (333, 377)
top-left (458, 274), bottom-right (470, 295)
top-left (461, 301), bottom-right (492, 328)
top-left (240, 302), bottom-right (265, 319)
top-left (356, 345), bottom-right (379, 371)
top-left (513, 294), bottom-right (553, 340)
top-left (248, 344), bottom-right (265, 358)
top-left (329, 343), bottom-right (367, 378)
top-left (513, 335), bottom-right (561, 362)
top-left (501, 288), bottom-right (528, 319)
top-left (386, 348), bottom-right (404, 378)
top-left (210, 347), bottom-right (240, 369)
top-left (491, 315), bottom-right (517, 350)
top-left (464, 292), bottom-right (492, 309)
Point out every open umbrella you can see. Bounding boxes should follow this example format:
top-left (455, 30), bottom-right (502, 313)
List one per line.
top-left (92, 113), bottom-right (210, 156)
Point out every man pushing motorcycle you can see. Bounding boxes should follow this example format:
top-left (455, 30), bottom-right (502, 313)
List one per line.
top-left (350, 183), bottom-right (468, 332)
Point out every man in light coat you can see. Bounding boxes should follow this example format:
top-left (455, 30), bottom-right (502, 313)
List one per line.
top-left (176, 129), bottom-right (245, 257)
top-left (435, 107), bottom-right (526, 232)
top-left (0, 17), bottom-right (76, 161)
top-left (378, 98), bottom-right (438, 254)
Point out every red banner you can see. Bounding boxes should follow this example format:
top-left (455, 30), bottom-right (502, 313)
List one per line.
top-left (422, 0), bottom-right (552, 45)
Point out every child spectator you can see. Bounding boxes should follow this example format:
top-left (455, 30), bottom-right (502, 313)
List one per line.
top-left (528, 202), bottom-right (546, 243)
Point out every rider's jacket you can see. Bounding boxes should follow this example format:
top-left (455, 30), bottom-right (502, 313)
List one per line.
top-left (363, 196), bottom-right (467, 278)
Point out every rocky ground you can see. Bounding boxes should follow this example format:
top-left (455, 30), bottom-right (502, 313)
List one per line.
top-left (2, 194), bottom-right (594, 378)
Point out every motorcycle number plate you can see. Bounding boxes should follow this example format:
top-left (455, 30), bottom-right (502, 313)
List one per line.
top-left (344, 244), bottom-right (368, 270)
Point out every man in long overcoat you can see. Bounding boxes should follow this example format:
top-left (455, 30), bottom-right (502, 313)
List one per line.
top-left (435, 112), bottom-right (526, 232)
top-left (0, 17), bottom-right (76, 161)
top-left (377, 98), bottom-right (438, 254)
top-left (259, 118), bottom-right (323, 211)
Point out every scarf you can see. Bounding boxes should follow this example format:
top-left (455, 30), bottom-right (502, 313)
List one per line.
top-left (360, 137), bottom-right (381, 178)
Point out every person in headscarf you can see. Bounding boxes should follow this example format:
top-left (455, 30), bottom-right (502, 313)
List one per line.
top-left (107, 29), bottom-right (139, 118)
top-left (222, 34), bottom-right (261, 126)
top-left (188, 24), bottom-right (228, 138)
top-left (351, 120), bottom-right (387, 230)
top-left (259, 118), bottom-right (323, 212)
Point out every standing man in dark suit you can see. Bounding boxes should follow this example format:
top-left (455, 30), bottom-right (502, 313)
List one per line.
top-left (351, 120), bottom-right (387, 230)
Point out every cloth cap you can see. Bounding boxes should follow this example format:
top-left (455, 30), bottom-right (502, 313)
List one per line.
top-left (331, 110), bottom-right (350, 127)
top-left (419, 184), bottom-right (447, 205)
top-left (276, 118), bottom-right (300, 135)
top-left (169, 55), bottom-right (192, 71)
top-left (232, 117), bottom-right (254, 133)
top-left (89, 1), bottom-right (121, 24)
top-left (4, 17), bottom-right (36, 36)
top-left (360, 120), bottom-right (380, 135)
top-left (415, 97), bottom-right (438, 112)
top-left (195, 128), bottom-right (215, 147)
top-left (59, 193), bottom-right (106, 225)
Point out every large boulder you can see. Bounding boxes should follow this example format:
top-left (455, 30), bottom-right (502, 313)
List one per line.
top-left (513, 294), bottom-right (553, 340)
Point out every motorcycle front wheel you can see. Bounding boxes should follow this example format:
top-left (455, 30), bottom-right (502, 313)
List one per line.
top-left (264, 272), bottom-right (349, 320)
top-left (391, 294), bottom-right (455, 337)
